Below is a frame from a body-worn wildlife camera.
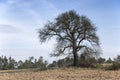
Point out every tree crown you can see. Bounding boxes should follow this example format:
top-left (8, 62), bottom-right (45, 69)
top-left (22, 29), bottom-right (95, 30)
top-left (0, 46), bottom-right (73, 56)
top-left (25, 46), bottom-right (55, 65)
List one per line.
top-left (39, 10), bottom-right (100, 57)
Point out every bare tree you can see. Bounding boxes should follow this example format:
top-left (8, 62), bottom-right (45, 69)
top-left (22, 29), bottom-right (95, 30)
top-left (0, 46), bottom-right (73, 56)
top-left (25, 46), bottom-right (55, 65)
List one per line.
top-left (114, 55), bottom-right (120, 63)
top-left (38, 10), bottom-right (100, 66)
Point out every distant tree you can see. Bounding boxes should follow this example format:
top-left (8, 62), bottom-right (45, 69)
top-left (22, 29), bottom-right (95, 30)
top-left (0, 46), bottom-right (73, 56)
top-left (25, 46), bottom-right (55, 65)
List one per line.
top-left (23, 60), bottom-right (29, 68)
top-left (33, 59), bottom-right (38, 68)
top-left (57, 59), bottom-right (65, 67)
top-left (48, 61), bottom-right (58, 68)
top-left (114, 55), bottom-right (120, 63)
top-left (97, 57), bottom-right (106, 64)
top-left (0, 56), bottom-right (48, 70)
top-left (43, 60), bottom-right (48, 68)
top-left (39, 10), bottom-right (100, 66)
top-left (8, 57), bottom-right (16, 69)
top-left (18, 60), bottom-right (24, 69)
top-left (57, 57), bottom-right (73, 67)
top-left (106, 58), bottom-right (113, 63)
top-left (64, 57), bottom-right (73, 66)
top-left (79, 51), bottom-right (97, 67)
top-left (0, 57), bottom-right (2, 69)
top-left (28, 56), bottom-right (34, 68)
top-left (37, 56), bottom-right (44, 68)
top-left (2, 56), bottom-right (9, 70)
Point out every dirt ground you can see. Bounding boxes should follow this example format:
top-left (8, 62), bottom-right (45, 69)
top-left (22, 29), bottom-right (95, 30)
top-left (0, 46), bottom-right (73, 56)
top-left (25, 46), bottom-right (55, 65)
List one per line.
top-left (0, 68), bottom-right (120, 80)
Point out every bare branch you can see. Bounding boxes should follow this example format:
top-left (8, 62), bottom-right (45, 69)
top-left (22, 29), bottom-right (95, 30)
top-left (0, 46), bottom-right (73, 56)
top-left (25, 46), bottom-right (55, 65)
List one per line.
top-left (38, 10), bottom-right (100, 66)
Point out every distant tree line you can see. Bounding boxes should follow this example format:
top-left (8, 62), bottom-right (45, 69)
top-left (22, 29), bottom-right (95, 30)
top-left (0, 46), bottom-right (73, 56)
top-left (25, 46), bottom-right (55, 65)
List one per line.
top-left (0, 56), bottom-right (47, 70)
top-left (0, 55), bottom-right (114, 70)
top-left (48, 55), bottom-right (113, 68)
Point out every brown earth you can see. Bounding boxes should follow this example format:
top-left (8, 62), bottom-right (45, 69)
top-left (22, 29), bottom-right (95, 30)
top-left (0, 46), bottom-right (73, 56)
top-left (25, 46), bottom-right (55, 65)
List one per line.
top-left (0, 68), bottom-right (120, 80)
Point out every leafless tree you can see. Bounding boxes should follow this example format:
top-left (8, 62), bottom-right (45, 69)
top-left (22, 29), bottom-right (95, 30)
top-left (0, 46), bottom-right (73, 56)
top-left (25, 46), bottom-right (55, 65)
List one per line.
top-left (38, 10), bottom-right (100, 66)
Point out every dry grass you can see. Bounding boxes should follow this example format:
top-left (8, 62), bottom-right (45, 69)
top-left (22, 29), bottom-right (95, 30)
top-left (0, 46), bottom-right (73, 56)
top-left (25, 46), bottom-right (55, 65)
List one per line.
top-left (0, 68), bottom-right (120, 80)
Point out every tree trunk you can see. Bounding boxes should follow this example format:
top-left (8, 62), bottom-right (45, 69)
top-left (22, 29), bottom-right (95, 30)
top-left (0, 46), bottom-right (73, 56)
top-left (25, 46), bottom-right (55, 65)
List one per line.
top-left (72, 34), bottom-right (78, 66)
top-left (73, 50), bottom-right (78, 66)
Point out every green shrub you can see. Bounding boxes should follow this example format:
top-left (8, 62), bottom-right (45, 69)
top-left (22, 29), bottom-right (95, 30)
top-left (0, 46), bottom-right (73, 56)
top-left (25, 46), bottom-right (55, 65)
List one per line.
top-left (105, 63), bottom-right (120, 70)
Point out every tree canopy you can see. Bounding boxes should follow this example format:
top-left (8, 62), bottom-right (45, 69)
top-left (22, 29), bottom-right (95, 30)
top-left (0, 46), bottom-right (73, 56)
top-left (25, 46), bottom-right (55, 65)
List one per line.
top-left (39, 10), bottom-right (100, 66)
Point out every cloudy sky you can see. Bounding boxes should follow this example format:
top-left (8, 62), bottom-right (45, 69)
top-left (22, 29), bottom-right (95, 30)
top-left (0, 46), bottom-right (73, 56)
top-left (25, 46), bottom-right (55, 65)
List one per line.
top-left (0, 0), bottom-right (120, 62)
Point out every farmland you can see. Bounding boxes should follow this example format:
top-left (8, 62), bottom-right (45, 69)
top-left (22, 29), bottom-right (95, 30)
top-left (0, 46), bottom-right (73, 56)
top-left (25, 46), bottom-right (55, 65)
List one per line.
top-left (0, 68), bottom-right (120, 80)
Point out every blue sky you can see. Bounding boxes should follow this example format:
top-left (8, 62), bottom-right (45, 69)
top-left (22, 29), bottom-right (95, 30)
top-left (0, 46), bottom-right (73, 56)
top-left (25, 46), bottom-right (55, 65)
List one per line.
top-left (0, 0), bottom-right (120, 62)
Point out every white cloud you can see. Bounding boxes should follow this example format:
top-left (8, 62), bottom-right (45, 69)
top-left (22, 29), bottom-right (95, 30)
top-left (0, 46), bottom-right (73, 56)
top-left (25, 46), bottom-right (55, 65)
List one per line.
top-left (0, 24), bottom-right (22, 33)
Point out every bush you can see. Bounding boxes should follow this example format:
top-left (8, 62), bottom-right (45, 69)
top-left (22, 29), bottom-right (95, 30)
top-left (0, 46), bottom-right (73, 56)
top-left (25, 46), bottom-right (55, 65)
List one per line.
top-left (105, 63), bottom-right (120, 70)
top-left (79, 56), bottom-right (97, 68)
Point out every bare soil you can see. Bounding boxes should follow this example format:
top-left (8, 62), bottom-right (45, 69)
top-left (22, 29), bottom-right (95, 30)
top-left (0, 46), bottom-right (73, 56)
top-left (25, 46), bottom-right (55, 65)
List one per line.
top-left (0, 68), bottom-right (120, 80)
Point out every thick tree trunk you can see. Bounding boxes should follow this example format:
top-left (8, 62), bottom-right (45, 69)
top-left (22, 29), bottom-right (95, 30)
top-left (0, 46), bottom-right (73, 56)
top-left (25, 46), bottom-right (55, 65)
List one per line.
top-left (73, 50), bottom-right (78, 66)
top-left (72, 34), bottom-right (78, 66)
